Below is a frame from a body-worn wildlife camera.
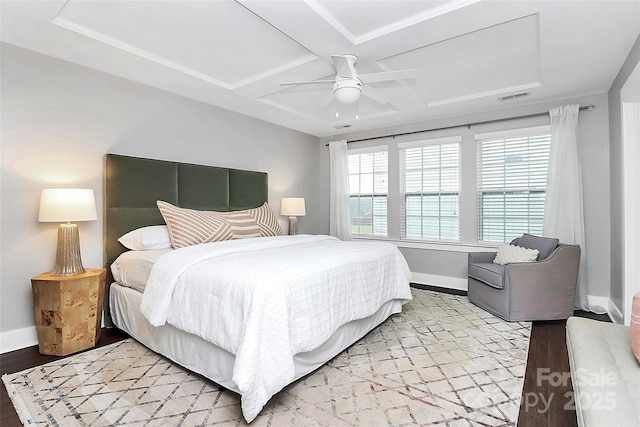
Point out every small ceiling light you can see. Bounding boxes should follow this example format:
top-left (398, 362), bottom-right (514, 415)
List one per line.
top-left (334, 79), bottom-right (362, 104)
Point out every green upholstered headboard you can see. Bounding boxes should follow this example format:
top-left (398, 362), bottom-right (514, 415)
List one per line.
top-left (103, 154), bottom-right (268, 324)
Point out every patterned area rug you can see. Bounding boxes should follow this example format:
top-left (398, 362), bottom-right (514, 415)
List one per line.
top-left (3, 289), bottom-right (531, 426)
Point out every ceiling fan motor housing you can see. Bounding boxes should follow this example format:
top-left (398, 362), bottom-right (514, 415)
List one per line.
top-left (333, 78), bottom-right (362, 104)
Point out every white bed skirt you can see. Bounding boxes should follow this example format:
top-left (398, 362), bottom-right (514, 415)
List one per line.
top-left (109, 283), bottom-right (403, 395)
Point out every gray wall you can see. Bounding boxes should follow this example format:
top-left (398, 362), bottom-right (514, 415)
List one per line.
top-left (322, 93), bottom-right (612, 297)
top-left (608, 35), bottom-right (640, 313)
top-left (2, 36), bottom-right (633, 350)
top-left (0, 43), bottom-right (325, 350)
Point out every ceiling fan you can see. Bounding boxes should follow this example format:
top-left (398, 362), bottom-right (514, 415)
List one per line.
top-left (280, 54), bottom-right (417, 105)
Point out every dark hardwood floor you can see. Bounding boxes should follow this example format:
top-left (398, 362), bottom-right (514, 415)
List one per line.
top-left (1, 328), bottom-right (129, 427)
top-left (517, 310), bottom-right (611, 427)
top-left (517, 320), bottom-right (577, 426)
top-left (0, 304), bottom-right (610, 427)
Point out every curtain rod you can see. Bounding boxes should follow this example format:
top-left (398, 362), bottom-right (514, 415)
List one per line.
top-left (326, 105), bottom-right (595, 145)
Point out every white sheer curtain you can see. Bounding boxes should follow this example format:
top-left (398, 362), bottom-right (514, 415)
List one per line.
top-left (329, 140), bottom-right (352, 240)
top-left (544, 104), bottom-right (595, 311)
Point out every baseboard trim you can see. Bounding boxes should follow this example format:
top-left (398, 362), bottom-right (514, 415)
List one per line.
top-left (411, 282), bottom-right (467, 296)
top-left (607, 299), bottom-right (624, 324)
top-left (586, 295), bottom-right (609, 314)
top-left (410, 272), bottom-right (468, 292)
top-left (0, 326), bottom-right (38, 354)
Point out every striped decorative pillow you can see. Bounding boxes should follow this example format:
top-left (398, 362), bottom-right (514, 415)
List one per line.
top-left (157, 201), bottom-right (281, 248)
top-left (157, 201), bottom-right (233, 248)
top-left (223, 211), bottom-right (261, 239)
top-left (247, 203), bottom-right (282, 237)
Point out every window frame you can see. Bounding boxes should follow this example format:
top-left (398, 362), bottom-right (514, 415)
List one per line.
top-left (399, 136), bottom-right (462, 243)
top-left (475, 125), bottom-right (552, 245)
top-left (347, 146), bottom-right (389, 237)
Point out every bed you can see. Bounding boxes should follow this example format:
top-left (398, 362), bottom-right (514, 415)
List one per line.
top-left (104, 153), bottom-right (412, 422)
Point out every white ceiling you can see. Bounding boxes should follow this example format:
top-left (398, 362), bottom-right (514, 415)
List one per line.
top-left (2, 0), bottom-right (639, 137)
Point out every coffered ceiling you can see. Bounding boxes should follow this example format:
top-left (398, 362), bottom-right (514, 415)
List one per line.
top-left (1, 1), bottom-right (639, 137)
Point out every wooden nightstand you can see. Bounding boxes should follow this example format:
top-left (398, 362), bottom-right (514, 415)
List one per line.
top-left (31, 268), bottom-right (106, 356)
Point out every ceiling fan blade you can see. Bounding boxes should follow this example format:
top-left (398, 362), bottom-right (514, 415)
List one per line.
top-left (318, 92), bottom-right (337, 115)
top-left (280, 80), bottom-right (334, 86)
top-left (359, 69), bottom-right (417, 84)
top-left (362, 84), bottom-right (390, 104)
top-left (321, 91), bottom-right (335, 106)
top-left (331, 55), bottom-right (356, 79)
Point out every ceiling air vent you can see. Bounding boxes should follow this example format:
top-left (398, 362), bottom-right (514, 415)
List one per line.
top-left (499, 92), bottom-right (530, 101)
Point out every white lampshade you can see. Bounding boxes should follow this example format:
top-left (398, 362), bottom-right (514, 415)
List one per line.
top-left (281, 197), bottom-right (305, 236)
top-left (280, 197), bottom-right (306, 216)
top-left (39, 189), bottom-right (97, 222)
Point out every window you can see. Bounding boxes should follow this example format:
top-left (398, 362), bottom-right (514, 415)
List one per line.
top-left (476, 127), bottom-right (551, 243)
top-left (348, 149), bottom-right (388, 236)
top-left (400, 137), bottom-right (461, 241)
top-left (345, 124), bottom-right (552, 247)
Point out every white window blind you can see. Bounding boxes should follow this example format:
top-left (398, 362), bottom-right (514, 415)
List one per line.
top-left (476, 127), bottom-right (551, 243)
top-left (400, 137), bottom-right (461, 241)
top-left (348, 149), bottom-right (388, 236)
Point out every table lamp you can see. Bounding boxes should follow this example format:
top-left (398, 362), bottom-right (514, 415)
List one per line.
top-left (38, 188), bottom-right (97, 276)
top-left (280, 197), bottom-right (305, 235)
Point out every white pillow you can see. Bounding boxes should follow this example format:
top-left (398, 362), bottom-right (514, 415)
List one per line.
top-left (493, 244), bottom-right (539, 265)
top-left (118, 225), bottom-right (172, 250)
top-left (111, 248), bottom-right (172, 292)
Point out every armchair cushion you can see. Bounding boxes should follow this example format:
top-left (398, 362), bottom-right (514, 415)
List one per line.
top-left (516, 233), bottom-right (559, 260)
top-left (468, 262), bottom-right (504, 289)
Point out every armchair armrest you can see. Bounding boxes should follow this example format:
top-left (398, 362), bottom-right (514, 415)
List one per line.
top-left (468, 251), bottom-right (497, 264)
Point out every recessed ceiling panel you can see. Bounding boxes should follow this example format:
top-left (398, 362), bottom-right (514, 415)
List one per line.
top-left (53, 0), bottom-right (314, 88)
top-left (381, 14), bottom-right (541, 107)
top-left (312, 0), bottom-right (481, 43)
top-left (317, 0), bottom-right (449, 36)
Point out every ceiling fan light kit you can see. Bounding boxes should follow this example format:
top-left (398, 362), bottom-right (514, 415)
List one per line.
top-left (333, 79), bottom-right (362, 104)
top-left (280, 54), bottom-right (416, 109)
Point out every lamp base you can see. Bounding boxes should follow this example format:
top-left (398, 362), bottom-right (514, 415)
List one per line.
top-left (288, 216), bottom-right (299, 235)
top-left (51, 223), bottom-right (86, 276)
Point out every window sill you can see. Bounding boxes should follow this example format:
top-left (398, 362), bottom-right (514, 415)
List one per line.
top-left (351, 236), bottom-right (497, 253)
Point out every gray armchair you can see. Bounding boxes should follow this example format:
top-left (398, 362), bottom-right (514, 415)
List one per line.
top-left (467, 234), bottom-right (580, 321)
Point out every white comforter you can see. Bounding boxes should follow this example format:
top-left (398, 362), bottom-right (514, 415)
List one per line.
top-left (140, 234), bottom-right (411, 422)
